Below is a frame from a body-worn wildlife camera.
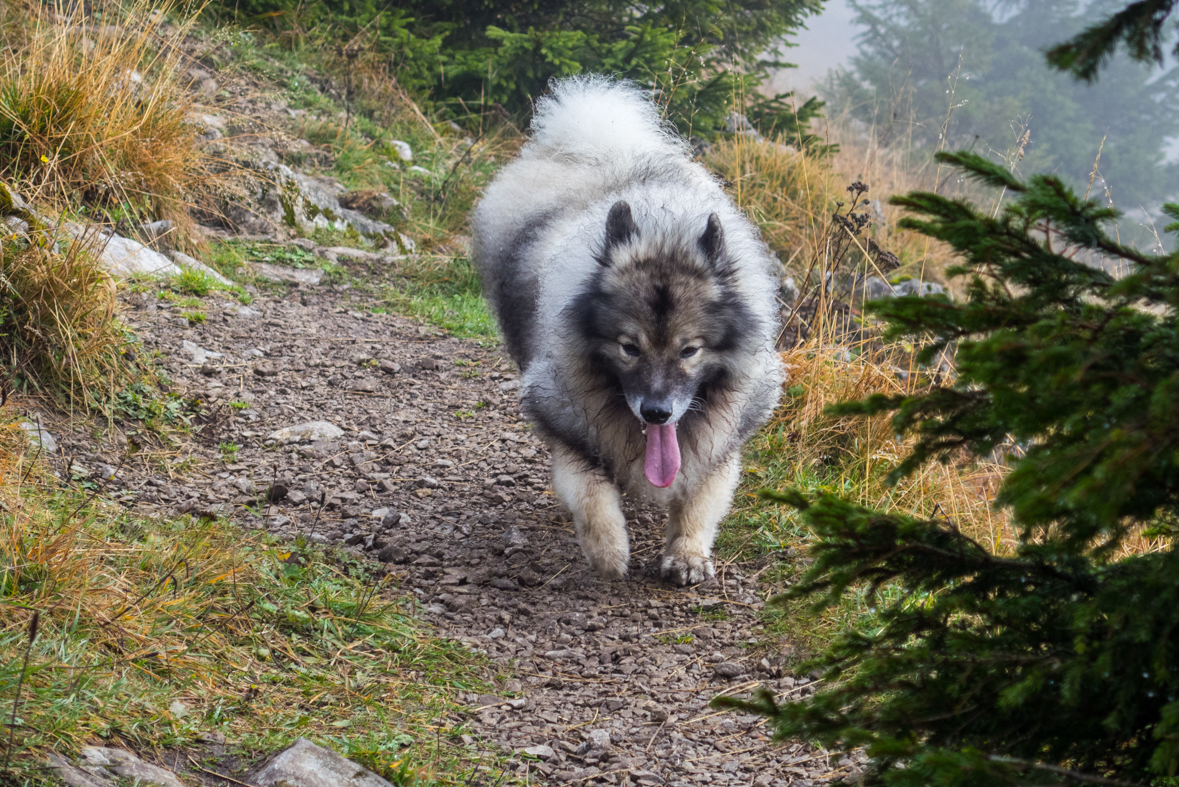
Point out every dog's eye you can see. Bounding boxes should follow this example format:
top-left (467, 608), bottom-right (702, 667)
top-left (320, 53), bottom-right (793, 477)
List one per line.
top-left (680, 346), bottom-right (700, 359)
top-left (621, 342), bottom-right (640, 357)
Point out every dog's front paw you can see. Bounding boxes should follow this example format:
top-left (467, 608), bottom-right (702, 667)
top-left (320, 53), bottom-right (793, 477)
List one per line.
top-left (660, 553), bottom-right (714, 586)
top-left (585, 545), bottom-right (629, 580)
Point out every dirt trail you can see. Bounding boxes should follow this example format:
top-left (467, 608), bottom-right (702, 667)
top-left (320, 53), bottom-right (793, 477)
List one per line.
top-left (55, 277), bottom-right (858, 787)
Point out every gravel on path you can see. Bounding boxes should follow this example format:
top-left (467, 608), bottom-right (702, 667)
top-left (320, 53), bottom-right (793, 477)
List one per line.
top-left (53, 282), bottom-right (863, 787)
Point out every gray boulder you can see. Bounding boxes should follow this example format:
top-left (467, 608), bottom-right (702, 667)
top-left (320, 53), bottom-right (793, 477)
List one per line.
top-left (269, 421), bottom-right (344, 443)
top-left (180, 339), bottom-right (224, 365)
top-left (859, 277), bottom-right (945, 300)
top-left (578, 728), bottom-right (613, 755)
top-left (724, 112), bottom-right (761, 139)
top-left (895, 279), bottom-right (946, 297)
top-left (779, 275), bottom-right (799, 307)
top-left (220, 155), bottom-right (414, 251)
top-left (250, 262), bottom-right (324, 286)
top-left (76, 747), bottom-right (189, 787)
top-left (250, 738), bottom-right (393, 787)
top-left (20, 421), bottom-right (58, 453)
top-left (137, 219), bottom-right (174, 244)
top-left (863, 276), bottom-right (898, 300)
top-left (390, 140), bottom-right (413, 161)
top-left (46, 753), bottom-right (116, 787)
top-left (95, 233), bottom-right (182, 278)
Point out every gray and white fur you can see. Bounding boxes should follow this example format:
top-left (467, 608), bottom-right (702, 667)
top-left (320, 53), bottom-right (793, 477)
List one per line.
top-left (472, 75), bottom-right (784, 585)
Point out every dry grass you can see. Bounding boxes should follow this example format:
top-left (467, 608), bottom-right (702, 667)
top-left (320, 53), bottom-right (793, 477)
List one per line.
top-left (0, 0), bottom-right (218, 407)
top-left (708, 119), bottom-right (1011, 552)
top-left (706, 125), bottom-right (967, 290)
top-left (0, 0), bottom-right (210, 244)
top-left (703, 129), bottom-right (1025, 656)
top-left (767, 345), bottom-right (1009, 550)
top-left (0, 225), bottom-right (138, 409)
top-left (721, 340), bottom-right (1014, 659)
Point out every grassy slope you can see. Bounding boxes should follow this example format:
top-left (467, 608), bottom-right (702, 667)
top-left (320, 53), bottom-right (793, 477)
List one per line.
top-left (0, 409), bottom-right (496, 785)
top-left (197, 25), bottom-right (517, 340)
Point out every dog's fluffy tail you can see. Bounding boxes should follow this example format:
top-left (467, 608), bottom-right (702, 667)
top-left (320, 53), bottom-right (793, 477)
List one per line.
top-left (529, 75), bottom-right (688, 161)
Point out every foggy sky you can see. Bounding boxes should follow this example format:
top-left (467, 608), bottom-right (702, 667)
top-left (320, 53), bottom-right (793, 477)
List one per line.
top-left (769, 0), bottom-right (857, 94)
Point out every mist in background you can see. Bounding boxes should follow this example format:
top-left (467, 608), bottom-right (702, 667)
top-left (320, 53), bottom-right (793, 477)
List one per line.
top-left (774, 0), bottom-right (1179, 238)
top-left (770, 0), bottom-right (857, 94)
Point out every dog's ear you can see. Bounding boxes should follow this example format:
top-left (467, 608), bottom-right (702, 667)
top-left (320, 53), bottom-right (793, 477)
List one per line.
top-left (603, 201), bottom-right (639, 258)
top-left (699, 213), bottom-right (726, 269)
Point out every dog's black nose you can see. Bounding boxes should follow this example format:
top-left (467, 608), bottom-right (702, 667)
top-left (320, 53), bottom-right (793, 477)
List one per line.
top-left (641, 402), bottom-right (672, 424)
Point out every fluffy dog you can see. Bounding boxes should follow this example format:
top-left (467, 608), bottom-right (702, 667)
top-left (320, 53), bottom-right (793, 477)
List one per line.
top-left (472, 76), bottom-right (784, 585)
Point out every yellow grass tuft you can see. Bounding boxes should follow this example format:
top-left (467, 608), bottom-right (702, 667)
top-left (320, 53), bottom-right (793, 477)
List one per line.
top-left (0, 222), bottom-right (136, 409)
top-left (0, 0), bottom-right (210, 242)
top-left (706, 127), bottom-right (964, 288)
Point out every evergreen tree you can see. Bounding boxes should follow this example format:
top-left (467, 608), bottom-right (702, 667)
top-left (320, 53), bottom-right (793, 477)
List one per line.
top-left (830, 0), bottom-right (1179, 209)
top-left (210, 0), bottom-right (827, 141)
top-left (1047, 0), bottom-right (1179, 81)
top-left (725, 4), bottom-right (1179, 784)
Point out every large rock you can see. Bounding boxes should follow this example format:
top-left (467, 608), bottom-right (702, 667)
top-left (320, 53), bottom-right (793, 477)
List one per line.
top-left (859, 276), bottom-right (946, 300)
top-left (219, 155), bottom-right (414, 251)
top-left (46, 753), bottom-right (116, 787)
top-left (390, 140), bottom-right (413, 161)
top-left (250, 262), bottom-right (323, 286)
top-left (20, 421), bottom-right (58, 453)
top-left (95, 234), bottom-right (182, 278)
top-left (76, 747), bottom-right (189, 787)
top-left (862, 276), bottom-right (898, 300)
top-left (250, 738), bottom-right (393, 787)
top-left (180, 339), bottom-right (224, 365)
top-left (895, 279), bottom-right (945, 297)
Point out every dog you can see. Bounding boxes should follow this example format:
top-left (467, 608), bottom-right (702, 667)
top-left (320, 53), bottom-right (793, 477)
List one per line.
top-left (472, 76), bottom-right (784, 585)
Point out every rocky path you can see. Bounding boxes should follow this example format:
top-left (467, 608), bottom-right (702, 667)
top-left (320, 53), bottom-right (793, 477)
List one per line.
top-left (54, 277), bottom-right (860, 787)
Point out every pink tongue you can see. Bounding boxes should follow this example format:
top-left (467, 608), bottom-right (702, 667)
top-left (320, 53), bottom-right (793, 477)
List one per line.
top-left (644, 424), bottom-right (681, 488)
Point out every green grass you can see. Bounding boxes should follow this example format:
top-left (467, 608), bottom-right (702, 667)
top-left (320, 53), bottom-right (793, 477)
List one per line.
top-left (0, 430), bottom-right (495, 785)
top-left (389, 290), bottom-right (496, 339)
top-left (716, 401), bottom-right (893, 662)
top-left (201, 240), bottom-right (350, 294)
top-left (168, 267), bottom-right (246, 300)
top-left (201, 240), bottom-right (248, 278)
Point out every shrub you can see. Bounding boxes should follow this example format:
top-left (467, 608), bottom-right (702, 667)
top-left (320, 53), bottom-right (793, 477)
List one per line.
top-left (0, 0), bottom-right (210, 241)
top-left (0, 208), bottom-right (136, 409)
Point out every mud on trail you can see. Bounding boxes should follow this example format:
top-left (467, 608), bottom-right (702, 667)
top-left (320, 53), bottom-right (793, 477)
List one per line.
top-left (51, 274), bottom-right (861, 787)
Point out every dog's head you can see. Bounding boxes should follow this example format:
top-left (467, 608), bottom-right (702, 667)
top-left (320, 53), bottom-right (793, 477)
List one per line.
top-left (570, 200), bottom-right (760, 429)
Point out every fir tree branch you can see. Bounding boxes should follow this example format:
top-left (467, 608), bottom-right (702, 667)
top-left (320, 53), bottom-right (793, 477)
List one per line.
top-left (987, 755), bottom-right (1146, 787)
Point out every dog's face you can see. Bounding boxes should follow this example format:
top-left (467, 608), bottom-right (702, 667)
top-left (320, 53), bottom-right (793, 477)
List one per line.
top-left (571, 201), bottom-right (759, 428)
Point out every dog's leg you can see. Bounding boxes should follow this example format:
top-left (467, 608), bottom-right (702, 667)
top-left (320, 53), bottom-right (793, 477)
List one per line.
top-left (661, 456), bottom-right (740, 585)
top-left (552, 448), bottom-right (629, 579)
